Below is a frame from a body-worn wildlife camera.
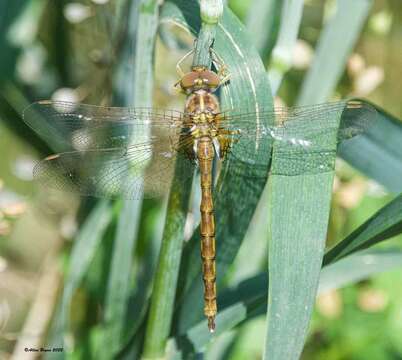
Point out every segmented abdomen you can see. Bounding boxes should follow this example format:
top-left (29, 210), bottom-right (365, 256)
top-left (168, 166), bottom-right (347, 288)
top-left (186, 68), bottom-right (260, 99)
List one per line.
top-left (197, 137), bottom-right (217, 332)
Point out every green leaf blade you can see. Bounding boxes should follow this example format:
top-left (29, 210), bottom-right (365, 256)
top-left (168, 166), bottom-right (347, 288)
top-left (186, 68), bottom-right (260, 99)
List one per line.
top-left (338, 104), bottom-right (402, 193)
top-left (62, 200), bottom-right (113, 347)
top-left (265, 173), bottom-right (334, 360)
top-left (268, 0), bottom-right (304, 94)
top-left (324, 193), bottom-right (402, 265)
top-left (297, 0), bottom-right (373, 106)
top-left (264, 104), bottom-right (346, 359)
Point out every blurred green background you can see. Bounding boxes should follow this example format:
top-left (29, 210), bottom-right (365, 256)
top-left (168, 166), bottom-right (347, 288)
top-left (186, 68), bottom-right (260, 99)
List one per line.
top-left (0, 0), bottom-right (401, 359)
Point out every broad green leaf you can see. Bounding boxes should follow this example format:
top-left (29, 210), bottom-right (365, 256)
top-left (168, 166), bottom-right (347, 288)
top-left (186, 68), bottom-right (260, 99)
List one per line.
top-left (245, 10), bottom-right (305, 312)
top-left (324, 193), bottom-right (402, 265)
top-left (263, 101), bottom-right (348, 360)
top-left (159, 0), bottom-right (274, 332)
top-left (227, 186), bottom-right (269, 285)
top-left (264, 175), bottom-right (334, 360)
top-left (175, 249), bottom-right (402, 352)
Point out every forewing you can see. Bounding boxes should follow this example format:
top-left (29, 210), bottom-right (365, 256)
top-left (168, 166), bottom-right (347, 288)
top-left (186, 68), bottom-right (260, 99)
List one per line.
top-left (219, 100), bottom-right (376, 176)
top-left (22, 101), bottom-right (185, 152)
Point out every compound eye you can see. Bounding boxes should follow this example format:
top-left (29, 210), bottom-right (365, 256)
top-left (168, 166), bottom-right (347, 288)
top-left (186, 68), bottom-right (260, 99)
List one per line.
top-left (200, 70), bottom-right (220, 88)
top-left (180, 71), bottom-right (199, 89)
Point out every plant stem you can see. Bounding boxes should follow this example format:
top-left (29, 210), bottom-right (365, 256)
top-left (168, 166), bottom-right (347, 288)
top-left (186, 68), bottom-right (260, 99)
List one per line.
top-left (193, 0), bottom-right (223, 67)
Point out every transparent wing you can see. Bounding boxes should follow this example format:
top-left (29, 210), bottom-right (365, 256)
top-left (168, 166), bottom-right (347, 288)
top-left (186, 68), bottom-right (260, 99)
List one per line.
top-left (219, 100), bottom-right (376, 176)
top-left (24, 101), bottom-right (196, 198)
top-left (26, 99), bottom-right (376, 197)
top-left (221, 100), bottom-right (374, 139)
top-left (22, 100), bottom-right (186, 152)
top-left (33, 136), bottom-right (195, 199)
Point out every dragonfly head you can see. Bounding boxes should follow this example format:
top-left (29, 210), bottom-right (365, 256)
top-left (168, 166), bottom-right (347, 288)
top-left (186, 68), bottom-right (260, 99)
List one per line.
top-left (180, 66), bottom-right (220, 93)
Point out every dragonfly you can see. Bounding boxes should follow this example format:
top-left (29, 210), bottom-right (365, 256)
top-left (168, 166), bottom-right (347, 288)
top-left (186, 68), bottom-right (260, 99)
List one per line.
top-left (23, 58), bottom-right (375, 332)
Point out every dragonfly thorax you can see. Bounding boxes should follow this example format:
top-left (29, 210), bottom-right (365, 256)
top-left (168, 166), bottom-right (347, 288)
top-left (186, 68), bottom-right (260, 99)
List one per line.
top-left (185, 90), bottom-right (220, 116)
top-left (185, 90), bottom-right (220, 139)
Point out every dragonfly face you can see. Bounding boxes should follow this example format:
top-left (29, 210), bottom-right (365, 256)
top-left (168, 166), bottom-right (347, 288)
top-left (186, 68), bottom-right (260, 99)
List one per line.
top-left (179, 66), bottom-right (221, 94)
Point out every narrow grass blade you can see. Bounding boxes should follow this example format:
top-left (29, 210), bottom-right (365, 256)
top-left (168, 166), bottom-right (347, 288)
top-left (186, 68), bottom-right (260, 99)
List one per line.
top-left (44, 303), bottom-right (65, 360)
top-left (61, 200), bottom-right (113, 349)
top-left (102, 200), bottom-right (141, 358)
top-left (297, 0), bottom-right (373, 105)
top-left (319, 249), bottom-right (402, 293)
top-left (1, 84), bottom-right (51, 154)
top-left (142, 163), bottom-right (193, 359)
top-left (324, 193), bottom-right (402, 265)
top-left (0, 0), bottom-right (39, 83)
top-left (102, 0), bottom-right (156, 357)
top-left (160, 0), bottom-right (274, 332)
top-left (267, 0), bottom-right (304, 94)
top-left (245, 0), bottom-right (282, 56)
top-left (338, 103), bottom-right (402, 193)
top-left (0, 2), bottom-right (51, 153)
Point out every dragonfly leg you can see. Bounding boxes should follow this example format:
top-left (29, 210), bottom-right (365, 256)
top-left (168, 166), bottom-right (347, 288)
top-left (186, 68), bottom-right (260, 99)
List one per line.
top-left (174, 49), bottom-right (196, 92)
top-left (217, 128), bottom-right (241, 158)
top-left (173, 80), bottom-right (185, 94)
top-left (176, 49), bottom-right (195, 77)
top-left (219, 69), bottom-right (230, 84)
top-left (217, 134), bottom-right (232, 158)
top-left (210, 47), bottom-right (230, 84)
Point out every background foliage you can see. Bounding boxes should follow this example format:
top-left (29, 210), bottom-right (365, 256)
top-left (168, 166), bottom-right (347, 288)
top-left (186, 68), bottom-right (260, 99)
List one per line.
top-left (0, 0), bottom-right (401, 359)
